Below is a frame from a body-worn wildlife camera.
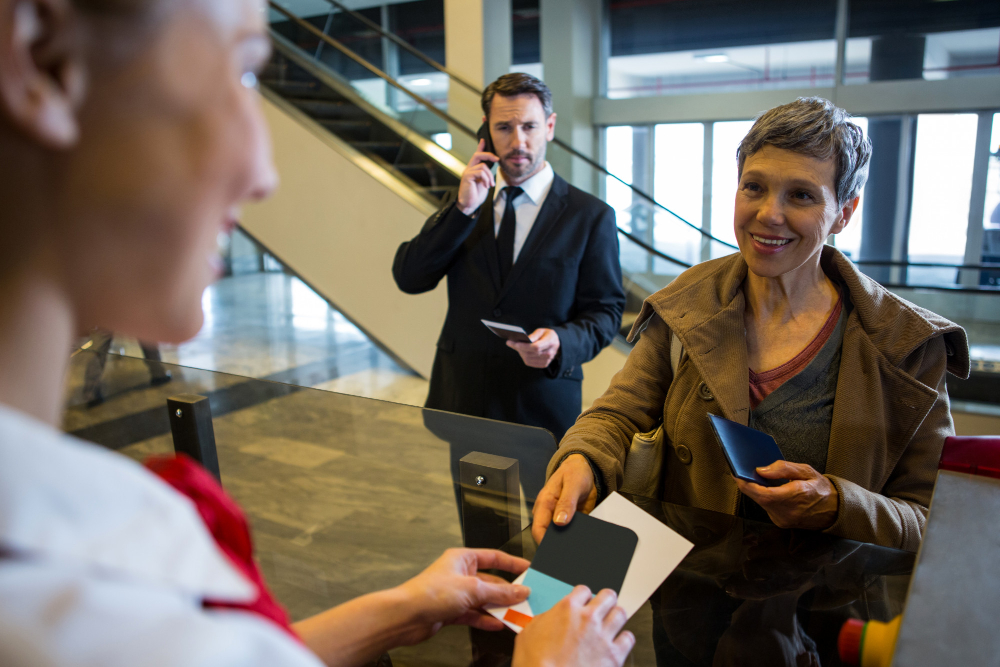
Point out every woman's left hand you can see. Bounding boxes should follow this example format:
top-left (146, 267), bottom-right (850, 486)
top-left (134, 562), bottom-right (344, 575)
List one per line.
top-left (735, 461), bottom-right (839, 530)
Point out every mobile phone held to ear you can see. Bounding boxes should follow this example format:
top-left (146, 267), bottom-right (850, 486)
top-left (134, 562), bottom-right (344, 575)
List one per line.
top-left (477, 122), bottom-right (497, 158)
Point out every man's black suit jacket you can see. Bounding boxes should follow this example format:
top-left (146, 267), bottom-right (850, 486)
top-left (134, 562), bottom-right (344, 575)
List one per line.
top-left (393, 173), bottom-right (625, 441)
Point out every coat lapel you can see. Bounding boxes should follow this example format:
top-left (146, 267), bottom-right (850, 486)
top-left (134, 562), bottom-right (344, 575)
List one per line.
top-left (655, 256), bottom-right (752, 425)
top-left (495, 175), bottom-right (569, 303)
top-left (825, 312), bottom-right (939, 490)
top-left (679, 297), bottom-right (751, 426)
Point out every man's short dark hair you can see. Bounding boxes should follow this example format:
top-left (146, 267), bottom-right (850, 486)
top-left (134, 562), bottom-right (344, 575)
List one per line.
top-left (481, 73), bottom-right (554, 119)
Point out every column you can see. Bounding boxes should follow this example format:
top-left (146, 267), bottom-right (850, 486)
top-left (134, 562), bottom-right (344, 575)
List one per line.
top-left (960, 112), bottom-right (995, 286)
top-left (540, 0), bottom-right (604, 193)
top-left (631, 126), bottom-right (654, 272)
top-left (858, 34), bottom-right (925, 284)
top-left (444, 0), bottom-right (512, 160)
top-left (381, 5), bottom-right (399, 112)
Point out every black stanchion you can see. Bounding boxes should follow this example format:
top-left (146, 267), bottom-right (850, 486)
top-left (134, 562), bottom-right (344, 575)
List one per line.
top-left (167, 394), bottom-right (221, 482)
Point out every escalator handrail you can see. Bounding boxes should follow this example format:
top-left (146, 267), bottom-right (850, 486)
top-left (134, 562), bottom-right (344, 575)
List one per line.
top-left (269, 2), bottom-right (467, 139)
top-left (277, 0), bottom-right (736, 250)
top-left (320, 0), bottom-right (482, 97)
top-left (617, 231), bottom-right (693, 270)
top-left (846, 259), bottom-right (1000, 270)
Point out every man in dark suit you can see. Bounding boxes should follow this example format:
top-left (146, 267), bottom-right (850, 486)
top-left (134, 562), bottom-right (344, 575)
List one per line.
top-left (393, 73), bottom-right (624, 442)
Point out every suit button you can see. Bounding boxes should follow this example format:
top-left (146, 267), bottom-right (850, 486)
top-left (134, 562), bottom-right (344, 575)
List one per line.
top-left (676, 445), bottom-right (693, 465)
top-left (493, 309), bottom-right (502, 317)
top-left (698, 382), bottom-right (714, 401)
top-left (562, 370), bottom-right (571, 378)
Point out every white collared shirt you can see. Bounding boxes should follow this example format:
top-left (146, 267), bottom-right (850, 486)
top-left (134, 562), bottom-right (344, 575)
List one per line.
top-left (492, 162), bottom-right (555, 263)
top-left (0, 404), bottom-right (322, 667)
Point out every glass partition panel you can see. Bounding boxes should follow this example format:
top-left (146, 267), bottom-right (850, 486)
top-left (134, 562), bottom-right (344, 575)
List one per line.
top-left (62, 349), bottom-right (919, 666)
top-left (63, 350), bottom-right (559, 662)
top-left (497, 495), bottom-right (914, 667)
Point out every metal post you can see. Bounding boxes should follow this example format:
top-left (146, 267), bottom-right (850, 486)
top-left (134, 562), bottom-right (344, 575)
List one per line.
top-left (833, 0), bottom-right (849, 90)
top-left (381, 5), bottom-right (399, 112)
top-left (961, 112), bottom-right (995, 287)
top-left (701, 121), bottom-right (714, 262)
top-left (459, 452), bottom-right (521, 551)
top-left (460, 452), bottom-right (521, 666)
top-left (167, 394), bottom-right (221, 482)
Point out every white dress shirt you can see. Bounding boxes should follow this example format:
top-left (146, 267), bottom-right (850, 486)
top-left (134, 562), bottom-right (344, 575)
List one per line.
top-left (492, 162), bottom-right (555, 263)
top-left (0, 404), bottom-right (322, 667)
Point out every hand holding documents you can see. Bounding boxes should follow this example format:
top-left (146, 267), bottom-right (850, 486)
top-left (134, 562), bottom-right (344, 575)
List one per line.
top-left (481, 319), bottom-right (533, 343)
top-left (487, 492), bottom-right (694, 633)
top-left (708, 413), bottom-right (789, 487)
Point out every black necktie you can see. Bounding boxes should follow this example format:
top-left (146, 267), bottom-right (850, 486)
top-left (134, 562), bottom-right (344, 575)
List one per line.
top-left (497, 186), bottom-right (523, 285)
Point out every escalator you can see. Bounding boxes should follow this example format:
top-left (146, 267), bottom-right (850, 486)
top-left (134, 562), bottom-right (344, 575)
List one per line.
top-left (262, 35), bottom-right (461, 204)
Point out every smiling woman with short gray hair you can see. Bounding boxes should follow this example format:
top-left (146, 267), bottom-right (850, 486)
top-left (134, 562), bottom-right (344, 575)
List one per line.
top-left (533, 97), bottom-right (970, 553)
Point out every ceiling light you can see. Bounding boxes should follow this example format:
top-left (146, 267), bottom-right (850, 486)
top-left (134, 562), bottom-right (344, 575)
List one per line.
top-left (699, 54), bottom-right (730, 63)
top-left (410, 78), bottom-right (432, 86)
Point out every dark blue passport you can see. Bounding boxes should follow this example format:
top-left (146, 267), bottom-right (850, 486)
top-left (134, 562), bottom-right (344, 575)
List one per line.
top-left (708, 414), bottom-right (788, 487)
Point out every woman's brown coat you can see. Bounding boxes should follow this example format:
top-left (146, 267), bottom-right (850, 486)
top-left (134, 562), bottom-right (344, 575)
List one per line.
top-left (549, 247), bottom-right (970, 551)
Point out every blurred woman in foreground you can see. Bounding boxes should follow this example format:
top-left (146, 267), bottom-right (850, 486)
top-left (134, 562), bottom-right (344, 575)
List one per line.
top-left (534, 98), bottom-right (969, 553)
top-left (0, 0), bottom-right (633, 665)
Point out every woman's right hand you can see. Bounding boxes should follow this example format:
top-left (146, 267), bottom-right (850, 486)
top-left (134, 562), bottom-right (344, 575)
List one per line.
top-left (512, 587), bottom-right (635, 667)
top-left (531, 454), bottom-right (597, 544)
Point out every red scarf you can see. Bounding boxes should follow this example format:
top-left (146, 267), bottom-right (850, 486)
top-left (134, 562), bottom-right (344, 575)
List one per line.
top-left (145, 454), bottom-right (300, 641)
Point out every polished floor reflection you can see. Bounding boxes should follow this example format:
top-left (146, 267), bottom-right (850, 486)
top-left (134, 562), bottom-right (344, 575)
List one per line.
top-left (86, 272), bottom-right (430, 407)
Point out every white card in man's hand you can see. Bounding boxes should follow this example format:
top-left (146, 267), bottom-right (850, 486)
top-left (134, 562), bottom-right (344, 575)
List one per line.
top-left (481, 319), bottom-right (533, 343)
top-left (486, 492), bottom-right (694, 633)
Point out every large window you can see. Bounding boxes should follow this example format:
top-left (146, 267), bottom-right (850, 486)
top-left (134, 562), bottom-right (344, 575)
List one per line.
top-left (604, 125), bottom-right (635, 226)
top-left (831, 117), bottom-right (869, 260)
top-left (907, 113), bottom-right (980, 284)
top-left (654, 123), bottom-right (705, 265)
top-left (710, 121), bottom-right (755, 253)
top-left (607, 111), bottom-right (997, 289)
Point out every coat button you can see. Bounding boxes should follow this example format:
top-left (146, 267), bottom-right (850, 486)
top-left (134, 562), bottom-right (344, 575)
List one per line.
top-left (698, 382), bottom-right (714, 401)
top-left (493, 308), bottom-right (502, 317)
top-left (676, 444), bottom-right (693, 464)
